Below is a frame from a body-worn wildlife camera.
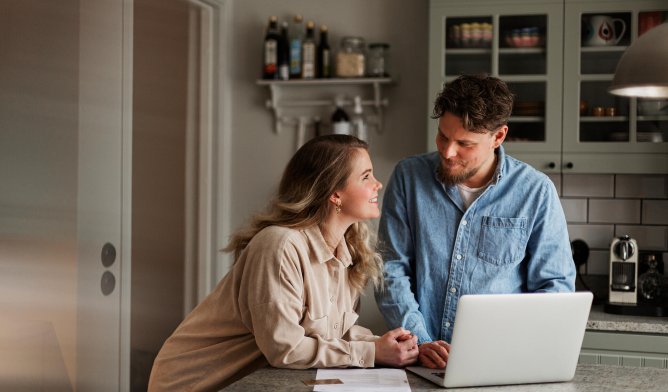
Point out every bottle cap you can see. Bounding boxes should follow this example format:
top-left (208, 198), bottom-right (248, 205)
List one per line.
top-left (353, 96), bottom-right (363, 114)
top-left (294, 14), bottom-right (303, 22)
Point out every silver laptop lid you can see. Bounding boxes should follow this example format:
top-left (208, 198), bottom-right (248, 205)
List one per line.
top-left (443, 292), bottom-right (593, 388)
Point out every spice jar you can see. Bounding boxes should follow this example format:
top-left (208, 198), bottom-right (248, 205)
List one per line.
top-left (336, 37), bottom-right (365, 77)
top-left (367, 43), bottom-right (390, 77)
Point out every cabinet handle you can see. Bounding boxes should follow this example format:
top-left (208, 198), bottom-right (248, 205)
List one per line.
top-left (565, 162), bottom-right (574, 169)
top-left (548, 162), bottom-right (556, 169)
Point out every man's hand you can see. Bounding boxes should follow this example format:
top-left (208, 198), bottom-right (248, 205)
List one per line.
top-left (373, 328), bottom-right (419, 367)
top-left (418, 341), bottom-right (450, 369)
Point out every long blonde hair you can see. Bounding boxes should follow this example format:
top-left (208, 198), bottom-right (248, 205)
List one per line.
top-left (224, 135), bottom-right (383, 292)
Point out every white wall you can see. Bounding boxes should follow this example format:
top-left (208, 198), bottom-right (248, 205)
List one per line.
top-left (226, 0), bottom-right (430, 333)
top-left (0, 0), bottom-right (79, 387)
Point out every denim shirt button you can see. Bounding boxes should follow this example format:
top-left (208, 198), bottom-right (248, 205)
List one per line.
top-left (461, 219), bottom-right (468, 225)
top-left (456, 254), bottom-right (462, 260)
top-left (450, 287), bottom-right (456, 293)
top-left (445, 322), bottom-right (451, 327)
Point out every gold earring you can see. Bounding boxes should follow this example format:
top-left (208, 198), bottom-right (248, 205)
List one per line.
top-left (335, 200), bottom-right (342, 214)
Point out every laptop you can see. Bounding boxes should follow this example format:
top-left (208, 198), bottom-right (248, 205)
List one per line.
top-left (406, 291), bottom-right (593, 388)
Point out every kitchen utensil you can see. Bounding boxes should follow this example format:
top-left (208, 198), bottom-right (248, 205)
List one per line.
top-left (609, 235), bottom-right (638, 305)
top-left (583, 15), bottom-right (626, 46)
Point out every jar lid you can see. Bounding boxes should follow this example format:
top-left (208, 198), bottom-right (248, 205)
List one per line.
top-left (369, 43), bottom-right (390, 49)
top-left (341, 36), bottom-right (365, 45)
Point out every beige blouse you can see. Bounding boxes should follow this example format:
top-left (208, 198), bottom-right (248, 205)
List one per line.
top-left (148, 225), bottom-right (378, 391)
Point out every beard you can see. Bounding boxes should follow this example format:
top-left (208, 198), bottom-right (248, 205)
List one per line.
top-left (437, 158), bottom-right (480, 186)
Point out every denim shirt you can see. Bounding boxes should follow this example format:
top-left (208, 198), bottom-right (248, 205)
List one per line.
top-left (375, 146), bottom-right (575, 344)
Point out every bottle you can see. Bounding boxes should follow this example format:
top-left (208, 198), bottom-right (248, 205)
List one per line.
top-left (351, 96), bottom-right (368, 141)
top-left (289, 14), bottom-right (304, 79)
top-left (317, 25), bottom-right (331, 78)
top-left (262, 16), bottom-right (280, 79)
top-left (278, 21), bottom-right (290, 80)
top-left (639, 255), bottom-right (663, 300)
top-left (331, 96), bottom-right (351, 135)
top-left (301, 21), bottom-right (316, 79)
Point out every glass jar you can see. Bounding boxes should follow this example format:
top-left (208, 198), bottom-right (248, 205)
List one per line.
top-left (367, 43), bottom-right (390, 77)
top-left (336, 37), bottom-right (365, 78)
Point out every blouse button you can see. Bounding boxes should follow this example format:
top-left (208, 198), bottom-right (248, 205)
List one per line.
top-left (359, 359), bottom-right (365, 366)
top-left (330, 296), bottom-right (335, 303)
top-left (334, 322), bottom-right (339, 329)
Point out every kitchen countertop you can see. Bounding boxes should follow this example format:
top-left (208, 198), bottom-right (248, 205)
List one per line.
top-left (587, 305), bottom-right (668, 334)
top-left (225, 364), bottom-right (668, 391)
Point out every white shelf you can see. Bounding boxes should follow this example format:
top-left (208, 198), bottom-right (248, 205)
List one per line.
top-left (509, 116), bottom-right (545, 122)
top-left (580, 45), bottom-right (628, 52)
top-left (257, 78), bottom-right (393, 135)
top-left (580, 116), bottom-right (628, 122)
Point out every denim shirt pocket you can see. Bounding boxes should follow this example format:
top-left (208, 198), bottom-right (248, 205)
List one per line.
top-left (477, 216), bottom-right (527, 266)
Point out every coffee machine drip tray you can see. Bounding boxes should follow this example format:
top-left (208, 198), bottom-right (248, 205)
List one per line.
top-left (610, 262), bottom-right (636, 292)
top-left (604, 301), bottom-right (668, 317)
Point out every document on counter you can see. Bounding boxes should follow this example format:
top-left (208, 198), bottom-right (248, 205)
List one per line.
top-left (308, 368), bottom-right (411, 391)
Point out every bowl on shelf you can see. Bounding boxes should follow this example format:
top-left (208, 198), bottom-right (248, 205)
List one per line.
top-left (638, 100), bottom-right (668, 116)
top-left (449, 22), bottom-right (493, 48)
top-left (504, 27), bottom-right (544, 48)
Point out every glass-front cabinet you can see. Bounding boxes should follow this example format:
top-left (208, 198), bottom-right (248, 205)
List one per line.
top-left (429, 0), bottom-right (564, 172)
top-left (563, 0), bottom-right (668, 173)
top-left (429, 0), bottom-right (668, 174)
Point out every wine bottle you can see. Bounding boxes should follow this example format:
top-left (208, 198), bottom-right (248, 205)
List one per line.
top-left (289, 14), bottom-right (304, 79)
top-left (301, 21), bottom-right (316, 79)
top-left (262, 16), bottom-right (280, 79)
top-left (278, 21), bottom-right (290, 80)
top-left (317, 25), bottom-right (331, 78)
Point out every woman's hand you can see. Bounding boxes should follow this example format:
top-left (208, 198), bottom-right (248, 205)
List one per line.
top-left (373, 328), bottom-right (419, 367)
top-left (418, 340), bottom-right (450, 369)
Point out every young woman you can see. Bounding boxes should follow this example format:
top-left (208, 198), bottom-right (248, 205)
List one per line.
top-left (148, 135), bottom-right (419, 391)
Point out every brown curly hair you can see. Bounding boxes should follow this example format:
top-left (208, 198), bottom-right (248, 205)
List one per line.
top-left (224, 134), bottom-right (383, 292)
top-left (432, 74), bottom-right (514, 133)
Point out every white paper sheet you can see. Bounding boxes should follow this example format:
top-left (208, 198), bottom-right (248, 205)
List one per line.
top-left (313, 368), bottom-right (411, 392)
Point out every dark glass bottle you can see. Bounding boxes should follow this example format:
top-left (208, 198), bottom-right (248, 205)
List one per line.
top-left (331, 96), bottom-right (351, 135)
top-left (317, 25), bottom-right (331, 78)
top-left (262, 16), bottom-right (280, 79)
top-left (278, 21), bottom-right (290, 80)
top-left (301, 21), bottom-right (316, 79)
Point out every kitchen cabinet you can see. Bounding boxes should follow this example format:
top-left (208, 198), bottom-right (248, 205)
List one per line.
top-left (257, 78), bottom-right (392, 135)
top-left (428, 0), bottom-right (668, 174)
top-left (579, 330), bottom-right (668, 368)
top-left (563, 0), bottom-right (668, 174)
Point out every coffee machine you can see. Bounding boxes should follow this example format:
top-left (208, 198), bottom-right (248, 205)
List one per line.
top-left (609, 235), bottom-right (638, 304)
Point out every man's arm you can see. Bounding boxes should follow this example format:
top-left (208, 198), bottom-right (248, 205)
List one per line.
top-left (525, 179), bottom-right (576, 292)
top-left (374, 166), bottom-right (433, 344)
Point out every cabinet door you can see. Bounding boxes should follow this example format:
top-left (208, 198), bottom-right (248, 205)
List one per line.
top-left (563, 0), bottom-right (668, 174)
top-left (428, 0), bottom-right (564, 173)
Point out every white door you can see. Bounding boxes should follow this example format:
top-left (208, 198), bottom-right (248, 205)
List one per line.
top-left (77, 0), bottom-right (133, 389)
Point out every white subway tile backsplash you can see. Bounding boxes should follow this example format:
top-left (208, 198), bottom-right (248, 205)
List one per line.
top-left (642, 200), bottom-right (668, 225)
top-left (586, 250), bottom-right (610, 275)
top-left (615, 225), bottom-right (668, 250)
top-left (589, 199), bottom-right (641, 224)
top-left (616, 175), bottom-right (668, 198)
top-left (567, 224), bottom-right (615, 249)
top-left (561, 198), bottom-right (587, 223)
top-left (563, 174), bottom-right (614, 197)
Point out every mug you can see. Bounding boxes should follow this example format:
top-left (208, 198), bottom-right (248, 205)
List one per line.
top-left (584, 15), bottom-right (626, 46)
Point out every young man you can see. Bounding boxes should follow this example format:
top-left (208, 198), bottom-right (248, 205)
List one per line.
top-left (375, 74), bottom-right (575, 369)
